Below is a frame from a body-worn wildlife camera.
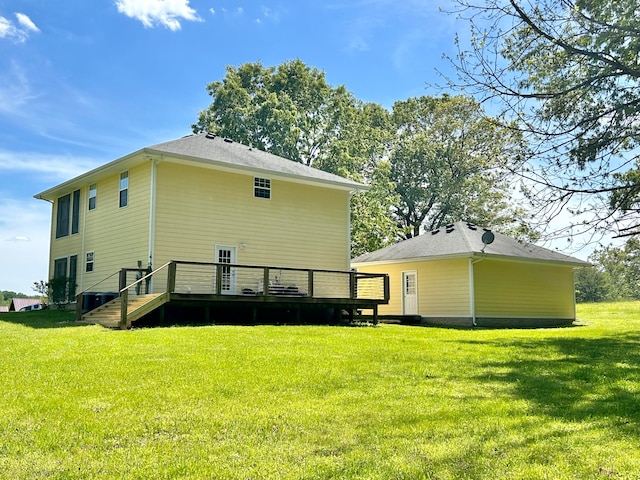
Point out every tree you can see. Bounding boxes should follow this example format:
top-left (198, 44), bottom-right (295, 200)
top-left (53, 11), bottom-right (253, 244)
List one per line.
top-left (588, 237), bottom-right (640, 301)
top-left (447, 0), bottom-right (640, 243)
top-left (574, 266), bottom-right (607, 303)
top-left (388, 95), bottom-right (530, 238)
top-left (193, 60), bottom-right (400, 255)
top-left (194, 59), bottom-right (361, 170)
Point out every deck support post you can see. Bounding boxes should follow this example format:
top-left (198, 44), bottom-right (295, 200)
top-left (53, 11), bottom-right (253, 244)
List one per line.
top-left (215, 264), bottom-right (223, 295)
top-left (372, 305), bottom-right (378, 325)
top-left (119, 289), bottom-right (128, 329)
top-left (167, 261), bottom-right (177, 293)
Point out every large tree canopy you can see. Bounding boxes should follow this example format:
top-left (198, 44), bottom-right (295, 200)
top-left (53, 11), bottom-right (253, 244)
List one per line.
top-left (389, 95), bottom-right (529, 238)
top-left (194, 60), bottom-right (533, 254)
top-left (193, 59), bottom-right (365, 171)
top-left (448, 0), bottom-right (640, 243)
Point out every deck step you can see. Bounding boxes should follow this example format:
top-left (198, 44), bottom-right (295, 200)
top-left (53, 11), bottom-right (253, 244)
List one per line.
top-left (81, 293), bottom-right (167, 328)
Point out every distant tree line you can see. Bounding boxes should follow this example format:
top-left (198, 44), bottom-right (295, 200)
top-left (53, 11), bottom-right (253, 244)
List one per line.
top-left (575, 237), bottom-right (640, 303)
top-left (0, 290), bottom-right (38, 306)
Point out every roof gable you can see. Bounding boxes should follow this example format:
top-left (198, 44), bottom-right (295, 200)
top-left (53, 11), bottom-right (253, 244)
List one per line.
top-left (352, 221), bottom-right (589, 266)
top-left (9, 298), bottom-right (41, 311)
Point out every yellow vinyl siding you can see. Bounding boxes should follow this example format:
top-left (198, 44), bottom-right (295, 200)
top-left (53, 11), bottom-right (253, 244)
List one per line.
top-left (354, 258), bottom-right (470, 316)
top-left (153, 162), bottom-right (349, 272)
top-left (76, 163), bottom-right (151, 291)
top-left (474, 260), bottom-right (575, 318)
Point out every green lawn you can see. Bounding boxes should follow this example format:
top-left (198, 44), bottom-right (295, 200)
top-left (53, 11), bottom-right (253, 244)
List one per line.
top-left (1, 303), bottom-right (639, 479)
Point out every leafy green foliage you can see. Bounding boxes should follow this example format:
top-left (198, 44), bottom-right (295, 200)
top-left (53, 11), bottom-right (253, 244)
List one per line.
top-left (389, 95), bottom-right (531, 238)
top-left (194, 60), bottom-right (536, 254)
top-left (588, 237), bottom-right (640, 301)
top-left (449, 0), bottom-right (640, 239)
top-left (1, 306), bottom-right (639, 478)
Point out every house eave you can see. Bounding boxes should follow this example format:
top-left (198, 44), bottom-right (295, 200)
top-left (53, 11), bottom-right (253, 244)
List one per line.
top-left (34, 147), bottom-right (366, 202)
top-left (34, 149), bottom-right (147, 201)
top-left (144, 148), bottom-right (367, 192)
top-left (352, 252), bottom-right (590, 268)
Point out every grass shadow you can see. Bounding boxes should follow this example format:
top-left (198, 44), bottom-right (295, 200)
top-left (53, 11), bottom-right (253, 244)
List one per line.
top-left (0, 309), bottom-right (88, 329)
top-left (474, 333), bottom-right (640, 430)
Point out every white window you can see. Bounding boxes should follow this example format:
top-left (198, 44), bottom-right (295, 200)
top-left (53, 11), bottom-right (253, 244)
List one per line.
top-left (88, 184), bottom-right (97, 210)
top-left (254, 177), bottom-right (271, 199)
top-left (119, 171), bottom-right (129, 208)
top-left (86, 251), bottom-right (94, 273)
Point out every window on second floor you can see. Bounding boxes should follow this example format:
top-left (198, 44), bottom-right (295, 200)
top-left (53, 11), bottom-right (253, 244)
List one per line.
top-left (119, 171), bottom-right (129, 208)
top-left (254, 177), bottom-right (271, 199)
top-left (55, 189), bottom-right (81, 238)
top-left (88, 184), bottom-right (97, 210)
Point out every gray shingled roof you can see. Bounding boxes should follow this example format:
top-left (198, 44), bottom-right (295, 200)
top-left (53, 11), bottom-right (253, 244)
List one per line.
top-left (35, 133), bottom-right (364, 201)
top-left (147, 133), bottom-right (364, 190)
top-left (352, 221), bottom-right (589, 266)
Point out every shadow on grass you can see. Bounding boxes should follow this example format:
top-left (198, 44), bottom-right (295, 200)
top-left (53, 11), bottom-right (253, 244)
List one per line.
top-left (0, 309), bottom-right (87, 329)
top-left (475, 333), bottom-right (640, 429)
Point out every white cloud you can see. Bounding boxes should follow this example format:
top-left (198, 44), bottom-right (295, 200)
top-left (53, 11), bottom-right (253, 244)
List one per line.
top-left (115, 0), bottom-right (202, 31)
top-left (0, 150), bottom-right (99, 182)
top-left (0, 12), bottom-right (39, 42)
top-left (15, 13), bottom-right (39, 33)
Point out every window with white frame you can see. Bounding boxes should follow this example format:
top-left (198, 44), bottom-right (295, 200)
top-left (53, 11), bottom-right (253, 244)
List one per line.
top-left (119, 171), bottom-right (129, 208)
top-left (254, 177), bottom-right (271, 199)
top-left (88, 184), bottom-right (97, 210)
top-left (85, 251), bottom-right (94, 273)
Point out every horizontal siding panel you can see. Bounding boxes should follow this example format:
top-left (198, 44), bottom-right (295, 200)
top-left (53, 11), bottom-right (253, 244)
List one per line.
top-left (153, 163), bottom-right (349, 273)
top-left (355, 258), bottom-right (470, 316)
top-left (475, 260), bottom-right (575, 318)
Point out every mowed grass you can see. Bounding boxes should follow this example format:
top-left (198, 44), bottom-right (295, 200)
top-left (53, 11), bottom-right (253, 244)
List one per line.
top-left (1, 303), bottom-right (639, 479)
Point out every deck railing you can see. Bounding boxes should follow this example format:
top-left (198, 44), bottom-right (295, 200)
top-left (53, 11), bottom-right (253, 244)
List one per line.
top-left (81, 260), bottom-right (389, 327)
top-left (165, 260), bottom-right (389, 302)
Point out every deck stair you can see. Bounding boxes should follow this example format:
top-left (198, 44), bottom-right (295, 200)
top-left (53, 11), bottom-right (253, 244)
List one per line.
top-left (81, 293), bottom-right (167, 328)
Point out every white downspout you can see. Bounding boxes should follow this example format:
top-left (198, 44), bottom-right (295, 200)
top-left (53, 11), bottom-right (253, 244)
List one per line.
top-left (469, 257), bottom-right (484, 327)
top-left (469, 257), bottom-right (476, 326)
top-left (148, 158), bottom-right (158, 292)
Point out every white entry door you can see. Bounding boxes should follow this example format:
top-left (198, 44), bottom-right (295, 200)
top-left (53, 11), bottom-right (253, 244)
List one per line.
top-left (402, 271), bottom-right (418, 315)
top-left (215, 245), bottom-right (237, 294)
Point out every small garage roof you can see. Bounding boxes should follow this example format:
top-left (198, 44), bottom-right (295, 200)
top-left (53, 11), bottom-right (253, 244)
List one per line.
top-left (352, 221), bottom-right (589, 267)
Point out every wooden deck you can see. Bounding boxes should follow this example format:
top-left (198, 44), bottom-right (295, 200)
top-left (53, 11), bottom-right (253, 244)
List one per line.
top-left (77, 261), bottom-right (389, 329)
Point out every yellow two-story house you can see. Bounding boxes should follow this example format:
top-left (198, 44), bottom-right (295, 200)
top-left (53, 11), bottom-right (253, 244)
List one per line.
top-left (35, 133), bottom-right (387, 325)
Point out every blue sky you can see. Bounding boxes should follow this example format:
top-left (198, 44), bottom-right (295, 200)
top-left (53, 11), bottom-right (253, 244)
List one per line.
top-left (1, 0), bottom-right (466, 294)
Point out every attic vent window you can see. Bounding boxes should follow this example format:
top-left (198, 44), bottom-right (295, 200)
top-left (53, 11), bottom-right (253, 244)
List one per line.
top-left (205, 133), bottom-right (216, 139)
top-left (431, 229), bottom-right (440, 235)
top-left (254, 177), bottom-right (271, 199)
top-left (224, 138), bottom-right (233, 143)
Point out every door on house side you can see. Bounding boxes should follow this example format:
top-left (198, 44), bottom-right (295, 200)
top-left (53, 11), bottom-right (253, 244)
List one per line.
top-left (215, 245), bottom-right (237, 295)
top-left (402, 271), bottom-right (418, 315)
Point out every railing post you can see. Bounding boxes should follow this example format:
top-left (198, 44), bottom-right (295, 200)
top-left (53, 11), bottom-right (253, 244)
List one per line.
top-left (263, 267), bottom-right (270, 296)
top-left (383, 274), bottom-right (390, 302)
top-left (119, 269), bottom-right (128, 292)
top-left (216, 264), bottom-right (223, 295)
top-left (119, 289), bottom-right (128, 329)
top-left (308, 270), bottom-right (314, 298)
top-left (167, 262), bottom-right (177, 293)
top-left (349, 271), bottom-right (357, 299)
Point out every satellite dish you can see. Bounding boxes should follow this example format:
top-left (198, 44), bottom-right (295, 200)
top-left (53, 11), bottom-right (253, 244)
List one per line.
top-left (481, 230), bottom-right (494, 252)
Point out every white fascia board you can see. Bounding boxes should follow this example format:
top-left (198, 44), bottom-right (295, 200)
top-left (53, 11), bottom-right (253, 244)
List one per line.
top-left (34, 150), bottom-right (148, 201)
